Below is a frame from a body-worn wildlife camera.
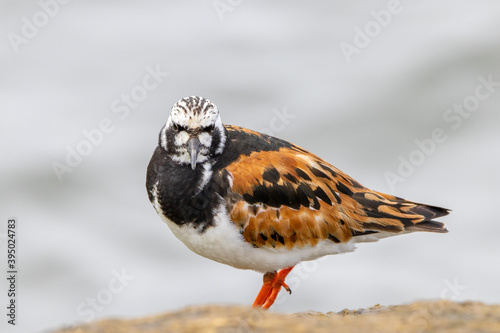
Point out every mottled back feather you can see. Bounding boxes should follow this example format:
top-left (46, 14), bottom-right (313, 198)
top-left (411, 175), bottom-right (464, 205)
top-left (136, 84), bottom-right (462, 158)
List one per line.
top-left (220, 126), bottom-right (449, 249)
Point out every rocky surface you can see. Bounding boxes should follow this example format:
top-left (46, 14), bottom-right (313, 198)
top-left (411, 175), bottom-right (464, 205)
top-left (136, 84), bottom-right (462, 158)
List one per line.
top-left (56, 301), bottom-right (500, 333)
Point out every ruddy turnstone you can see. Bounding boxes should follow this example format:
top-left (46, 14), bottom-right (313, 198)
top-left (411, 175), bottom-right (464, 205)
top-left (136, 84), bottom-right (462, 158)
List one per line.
top-left (146, 96), bottom-right (449, 309)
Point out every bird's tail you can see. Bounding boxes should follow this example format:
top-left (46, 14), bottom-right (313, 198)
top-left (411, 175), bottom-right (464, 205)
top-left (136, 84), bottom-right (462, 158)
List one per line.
top-left (351, 190), bottom-right (450, 234)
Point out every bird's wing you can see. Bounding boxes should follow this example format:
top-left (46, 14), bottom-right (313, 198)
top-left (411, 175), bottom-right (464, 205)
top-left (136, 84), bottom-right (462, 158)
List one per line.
top-left (218, 135), bottom-right (448, 249)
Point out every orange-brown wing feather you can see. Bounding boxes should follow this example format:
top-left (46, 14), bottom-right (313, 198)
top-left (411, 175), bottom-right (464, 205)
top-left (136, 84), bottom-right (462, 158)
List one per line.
top-left (222, 134), bottom-right (448, 249)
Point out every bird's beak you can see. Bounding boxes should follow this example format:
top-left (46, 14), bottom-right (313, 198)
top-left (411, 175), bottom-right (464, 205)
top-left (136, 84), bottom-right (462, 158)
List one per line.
top-left (187, 137), bottom-right (201, 170)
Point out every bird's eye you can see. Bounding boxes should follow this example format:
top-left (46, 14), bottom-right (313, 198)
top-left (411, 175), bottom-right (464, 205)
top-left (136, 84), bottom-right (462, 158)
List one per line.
top-left (173, 123), bottom-right (188, 132)
top-left (203, 125), bottom-right (215, 132)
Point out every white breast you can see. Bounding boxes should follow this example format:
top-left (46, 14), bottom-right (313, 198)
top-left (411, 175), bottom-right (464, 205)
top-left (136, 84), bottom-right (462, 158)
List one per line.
top-left (154, 194), bottom-right (357, 273)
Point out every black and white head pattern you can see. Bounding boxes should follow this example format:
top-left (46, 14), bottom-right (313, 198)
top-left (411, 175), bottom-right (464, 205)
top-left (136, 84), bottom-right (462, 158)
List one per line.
top-left (160, 96), bottom-right (227, 168)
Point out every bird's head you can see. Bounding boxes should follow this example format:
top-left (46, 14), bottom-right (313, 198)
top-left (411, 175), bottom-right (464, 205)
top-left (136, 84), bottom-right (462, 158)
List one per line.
top-left (160, 96), bottom-right (227, 170)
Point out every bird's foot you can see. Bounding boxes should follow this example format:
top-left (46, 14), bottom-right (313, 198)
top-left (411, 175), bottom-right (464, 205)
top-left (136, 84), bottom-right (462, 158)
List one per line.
top-left (252, 266), bottom-right (294, 309)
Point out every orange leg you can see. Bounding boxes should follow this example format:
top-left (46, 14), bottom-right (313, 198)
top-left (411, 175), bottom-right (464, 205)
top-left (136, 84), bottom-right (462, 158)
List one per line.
top-left (252, 266), bottom-right (294, 309)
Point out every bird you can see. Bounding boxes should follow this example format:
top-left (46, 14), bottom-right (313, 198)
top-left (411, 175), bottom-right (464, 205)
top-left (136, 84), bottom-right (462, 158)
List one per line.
top-left (146, 96), bottom-right (449, 309)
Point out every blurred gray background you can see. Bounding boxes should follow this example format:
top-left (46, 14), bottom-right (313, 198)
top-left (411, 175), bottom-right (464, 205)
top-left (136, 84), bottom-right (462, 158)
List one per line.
top-left (1, 0), bottom-right (499, 332)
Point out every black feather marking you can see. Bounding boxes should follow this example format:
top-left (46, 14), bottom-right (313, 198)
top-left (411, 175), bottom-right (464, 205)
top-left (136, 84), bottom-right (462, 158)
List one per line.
top-left (283, 173), bottom-right (299, 184)
top-left (270, 231), bottom-right (285, 245)
top-left (243, 193), bottom-right (257, 204)
top-left (362, 210), bottom-right (415, 228)
top-left (252, 185), bottom-right (270, 204)
top-left (295, 184), bottom-right (311, 207)
top-left (351, 229), bottom-right (378, 237)
top-left (297, 183), bottom-right (315, 199)
top-left (308, 166), bottom-right (330, 179)
top-left (318, 163), bottom-right (338, 178)
top-left (282, 182), bottom-right (301, 210)
top-left (410, 204), bottom-right (451, 220)
top-left (350, 179), bottom-right (364, 189)
top-left (314, 187), bottom-right (332, 206)
top-left (297, 183), bottom-right (321, 210)
top-left (267, 183), bottom-right (288, 208)
top-left (244, 182), bottom-right (307, 210)
top-left (311, 198), bottom-right (321, 210)
top-left (328, 234), bottom-right (341, 243)
top-left (263, 168), bottom-right (281, 183)
top-left (295, 168), bottom-right (312, 181)
top-left (277, 233), bottom-right (285, 245)
top-left (336, 182), bottom-right (354, 196)
top-left (325, 183), bottom-right (341, 204)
